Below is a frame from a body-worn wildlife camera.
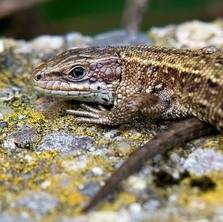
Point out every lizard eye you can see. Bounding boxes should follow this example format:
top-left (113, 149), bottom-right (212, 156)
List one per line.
top-left (68, 66), bottom-right (86, 79)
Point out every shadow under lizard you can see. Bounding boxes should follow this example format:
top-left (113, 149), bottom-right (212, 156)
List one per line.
top-left (31, 45), bottom-right (223, 211)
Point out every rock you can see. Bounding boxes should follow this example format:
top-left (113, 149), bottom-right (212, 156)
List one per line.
top-left (90, 29), bottom-right (153, 46)
top-left (37, 132), bottom-right (95, 153)
top-left (4, 124), bottom-right (39, 149)
top-left (15, 191), bottom-right (59, 217)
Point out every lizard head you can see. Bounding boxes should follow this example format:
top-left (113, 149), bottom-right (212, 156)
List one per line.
top-left (31, 47), bottom-right (122, 105)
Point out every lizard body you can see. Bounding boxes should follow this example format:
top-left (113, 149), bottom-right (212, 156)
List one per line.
top-left (31, 45), bottom-right (223, 210)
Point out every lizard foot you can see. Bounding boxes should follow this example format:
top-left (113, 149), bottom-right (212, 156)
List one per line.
top-left (66, 103), bottom-right (111, 124)
top-left (66, 93), bottom-right (165, 125)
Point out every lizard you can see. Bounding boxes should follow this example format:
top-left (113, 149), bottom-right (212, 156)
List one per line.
top-left (31, 45), bottom-right (223, 211)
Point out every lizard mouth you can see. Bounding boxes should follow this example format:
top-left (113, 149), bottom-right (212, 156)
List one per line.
top-left (31, 78), bottom-right (114, 105)
top-left (32, 79), bottom-right (94, 94)
top-left (33, 84), bottom-right (95, 98)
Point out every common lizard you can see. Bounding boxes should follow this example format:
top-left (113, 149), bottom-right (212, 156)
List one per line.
top-left (31, 45), bottom-right (223, 211)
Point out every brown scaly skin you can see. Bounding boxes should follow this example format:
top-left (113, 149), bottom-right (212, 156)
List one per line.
top-left (31, 45), bottom-right (223, 211)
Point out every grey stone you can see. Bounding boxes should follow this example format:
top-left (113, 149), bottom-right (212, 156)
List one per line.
top-left (37, 132), bottom-right (95, 152)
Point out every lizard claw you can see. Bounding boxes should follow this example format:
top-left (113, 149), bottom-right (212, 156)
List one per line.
top-left (66, 103), bottom-right (110, 124)
top-left (79, 103), bottom-right (109, 113)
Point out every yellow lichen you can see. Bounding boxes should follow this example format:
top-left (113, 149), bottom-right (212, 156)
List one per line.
top-left (85, 155), bottom-right (114, 173)
top-left (201, 185), bottom-right (223, 205)
top-left (118, 192), bottom-right (137, 204)
top-left (67, 191), bottom-right (86, 205)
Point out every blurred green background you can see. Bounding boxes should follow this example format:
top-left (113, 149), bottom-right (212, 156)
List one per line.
top-left (36, 0), bottom-right (223, 34)
top-left (0, 0), bottom-right (223, 39)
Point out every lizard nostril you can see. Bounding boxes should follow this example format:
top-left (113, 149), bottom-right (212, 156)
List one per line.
top-left (35, 74), bottom-right (42, 81)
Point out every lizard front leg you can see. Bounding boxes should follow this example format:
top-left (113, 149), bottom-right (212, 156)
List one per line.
top-left (66, 93), bottom-right (169, 125)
